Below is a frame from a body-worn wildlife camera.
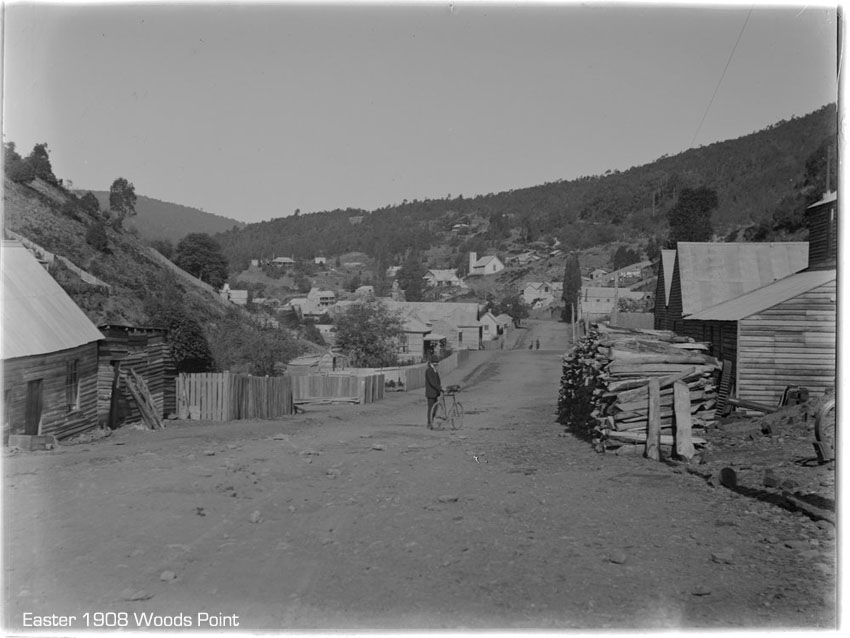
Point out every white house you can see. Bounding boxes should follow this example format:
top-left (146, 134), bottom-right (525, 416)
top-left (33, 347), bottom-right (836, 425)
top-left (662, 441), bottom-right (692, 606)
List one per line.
top-left (314, 256), bottom-right (327, 265)
top-left (423, 269), bottom-right (465, 288)
top-left (478, 311), bottom-right (501, 340)
top-left (521, 282), bottom-right (563, 308)
top-left (386, 265), bottom-right (402, 278)
top-left (469, 252), bottom-right (505, 276)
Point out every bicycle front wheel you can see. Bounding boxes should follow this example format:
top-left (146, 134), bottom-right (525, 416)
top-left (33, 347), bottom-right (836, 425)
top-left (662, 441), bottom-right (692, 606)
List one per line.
top-left (449, 402), bottom-right (464, 430)
top-left (431, 402), bottom-right (448, 430)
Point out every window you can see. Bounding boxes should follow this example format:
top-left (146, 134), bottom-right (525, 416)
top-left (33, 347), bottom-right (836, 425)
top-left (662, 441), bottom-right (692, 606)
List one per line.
top-left (458, 332), bottom-right (463, 345)
top-left (66, 359), bottom-right (80, 412)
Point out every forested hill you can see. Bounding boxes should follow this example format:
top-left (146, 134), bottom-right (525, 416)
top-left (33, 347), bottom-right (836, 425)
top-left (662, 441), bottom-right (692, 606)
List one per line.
top-left (87, 191), bottom-right (245, 242)
top-left (215, 103), bottom-right (836, 270)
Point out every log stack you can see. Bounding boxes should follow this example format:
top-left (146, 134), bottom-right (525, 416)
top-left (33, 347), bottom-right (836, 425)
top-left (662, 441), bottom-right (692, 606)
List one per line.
top-left (559, 324), bottom-right (721, 457)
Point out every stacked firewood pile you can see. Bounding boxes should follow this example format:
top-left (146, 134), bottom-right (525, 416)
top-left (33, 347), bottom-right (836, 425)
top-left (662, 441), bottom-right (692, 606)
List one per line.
top-left (559, 324), bottom-right (721, 458)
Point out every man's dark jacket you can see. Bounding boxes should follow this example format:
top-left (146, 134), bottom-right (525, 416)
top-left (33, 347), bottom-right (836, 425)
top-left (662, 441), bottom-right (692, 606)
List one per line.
top-left (425, 364), bottom-right (442, 399)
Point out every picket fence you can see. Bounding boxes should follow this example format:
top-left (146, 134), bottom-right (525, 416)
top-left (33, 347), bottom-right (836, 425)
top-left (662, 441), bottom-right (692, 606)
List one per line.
top-left (177, 372), bottom-right (294, 421)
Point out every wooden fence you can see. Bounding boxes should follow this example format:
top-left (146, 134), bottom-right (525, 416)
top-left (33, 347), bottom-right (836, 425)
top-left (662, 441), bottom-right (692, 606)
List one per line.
top-left (289, 372), bottom-right (385, 404)
top-left (177, 372), bottom-right (293, 421)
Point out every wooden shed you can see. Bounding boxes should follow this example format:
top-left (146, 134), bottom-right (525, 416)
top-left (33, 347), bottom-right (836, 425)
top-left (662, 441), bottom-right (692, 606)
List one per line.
top-left (97, 324), bottom-right (176, 428)
top-left (686, 269), bottom-right (836, 404)
top-left (656, 241), bottom-right (809, 338)
top-left (2, 241), bottom-right (104, 441)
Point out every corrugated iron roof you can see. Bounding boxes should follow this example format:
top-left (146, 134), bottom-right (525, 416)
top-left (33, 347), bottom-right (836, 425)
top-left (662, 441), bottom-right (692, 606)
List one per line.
top-left (676, 242), bottom-right (809, 316)
top-left (687, 269), bottom-right (836, 321)
top-left (661, 249), bottom-right (676, 304)
top-left (807, 191), bottom-right (837, 208)
top-left (1, 241), bottom-right (104, 359)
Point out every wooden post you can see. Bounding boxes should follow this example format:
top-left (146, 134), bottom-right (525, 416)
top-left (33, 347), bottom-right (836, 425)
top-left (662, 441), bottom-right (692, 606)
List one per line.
top-left (673, 380), bottom-right (695, 460)
top-left (645, 378), bottom-right (661, 460)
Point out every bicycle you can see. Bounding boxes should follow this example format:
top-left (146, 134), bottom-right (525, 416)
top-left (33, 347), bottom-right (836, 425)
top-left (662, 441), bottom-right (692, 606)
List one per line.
top-left (430, 384), bottom-right (464, 430)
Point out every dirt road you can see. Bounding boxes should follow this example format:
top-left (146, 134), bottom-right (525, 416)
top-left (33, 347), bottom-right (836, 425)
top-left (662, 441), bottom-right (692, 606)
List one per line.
top-left (3, 320), bottom-right (836, 630)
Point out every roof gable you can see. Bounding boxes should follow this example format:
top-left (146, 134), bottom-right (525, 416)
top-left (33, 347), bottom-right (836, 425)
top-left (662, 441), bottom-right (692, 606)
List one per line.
top-left (676, 242), bottom-right (809, 316)
top-left (1, 241), bottom-right (103, 359)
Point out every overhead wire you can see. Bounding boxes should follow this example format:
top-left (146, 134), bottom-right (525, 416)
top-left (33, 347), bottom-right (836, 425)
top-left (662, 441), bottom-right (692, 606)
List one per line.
top-left (690, 6), bottom-right (754, 148)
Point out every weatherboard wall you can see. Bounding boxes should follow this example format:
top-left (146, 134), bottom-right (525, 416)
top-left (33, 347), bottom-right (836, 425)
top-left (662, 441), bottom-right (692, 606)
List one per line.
top-left (736, 280), bottom-right (837, 404)
top-left (3, 342), bottom-right (100, 441)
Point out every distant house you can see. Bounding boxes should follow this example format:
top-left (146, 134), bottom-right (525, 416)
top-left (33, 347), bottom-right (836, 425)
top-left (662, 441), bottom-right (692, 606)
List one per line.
top-left (220, 283), bottom-right (249, 306)
top-left (469, 252), bottom-right (505, 276)
top-left (250, 259), bottom-right (260, 268)
top-left (590, 268), bottom-right (609, 279)
top-left (314, 256), bottom-right (328, 265)
top-left (478, 311), bottom-right (501, 340)
top-left (495, 313), bottom-right (515, 330)
top-left (2, 241), bottom-right (104, 442)
top-left (386, 301), bottom-right (482, 351)
top-left (579, 287), bottom-right (652, 323)
top-left (349, 216), bottom-right (364, 225)
top-left (386, 265), bottom-right (402, 278)
top-left (354, 285), bottom-right (375, 299)
top-left (654, 242), bottom-right (809, 333)
top-left (423, 269), bottom-right (464, 288)
top-left (289, 288), bottom-right (336, 317)
top-left (272, 256), bottom-right (296, 268)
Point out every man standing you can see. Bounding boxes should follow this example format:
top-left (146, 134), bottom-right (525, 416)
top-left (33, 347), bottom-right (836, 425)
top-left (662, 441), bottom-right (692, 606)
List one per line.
top-left (425, 355), bottom-right (442, 429)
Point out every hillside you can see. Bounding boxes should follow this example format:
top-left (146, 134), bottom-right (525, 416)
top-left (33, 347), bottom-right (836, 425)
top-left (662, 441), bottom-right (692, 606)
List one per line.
top-left (214, 104), bottom-right (836, 275)
top-left (3, 177), bottom-right (304, 374)
top-left (86, 191), bottom-right (245, 243)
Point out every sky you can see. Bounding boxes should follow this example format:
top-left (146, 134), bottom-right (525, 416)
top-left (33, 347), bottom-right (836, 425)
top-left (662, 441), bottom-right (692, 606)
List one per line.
top-left (1, 0), bottom-right (839, 225)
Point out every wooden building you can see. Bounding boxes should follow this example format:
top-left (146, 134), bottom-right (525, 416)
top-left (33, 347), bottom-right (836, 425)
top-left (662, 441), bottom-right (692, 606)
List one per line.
top-left (653, 249), bottom-right (677, 330)
top-left (685, 269), bottom-right (836, 404)
top-left (2, 241), bottom-right (104, 441)
top-left (805, 191), bottom-right (837, 269)
top-left (670, 195), bottom-right (837, 404)
top-left (655, 241), bottom-right (809, 337)
top-left (97, 325), bottom-right (176, 428)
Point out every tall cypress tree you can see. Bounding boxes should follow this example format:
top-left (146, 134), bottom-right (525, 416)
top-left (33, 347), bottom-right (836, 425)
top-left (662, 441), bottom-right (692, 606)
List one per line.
top-left (561, 252), bottom-right (582, 323)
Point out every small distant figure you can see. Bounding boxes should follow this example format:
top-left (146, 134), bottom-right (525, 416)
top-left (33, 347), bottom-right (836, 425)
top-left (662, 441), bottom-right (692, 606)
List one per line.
top-left (425, 355), bottom-right (442, 430)
top-left (535, 339), bottom-right (540, 350)
top-left (500, 338), bottom-right (504, 350)
top-left (529, 342), bottom-right (533, 350)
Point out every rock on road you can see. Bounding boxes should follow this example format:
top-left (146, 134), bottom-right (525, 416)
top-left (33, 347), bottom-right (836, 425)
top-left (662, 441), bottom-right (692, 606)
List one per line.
top-left (3, 319), bottom-right (836, 630)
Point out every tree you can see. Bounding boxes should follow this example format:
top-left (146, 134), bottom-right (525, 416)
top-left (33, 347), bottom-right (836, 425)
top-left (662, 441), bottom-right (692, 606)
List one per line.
top-left (611, 245), bottom-right (641, 270)
top-left (333, 300), bottom-right (404, 367)
top-left (561, 251), bottom-right (582, 323)
top-left (80, 191), bottom-right (101, 217)
top-left (4, 141), bottom-right (35, 182)
top-left (396, 252), bottom-right (426, 302)
top-left (207, 308), bottom-right (300, 375)
top-left (144, 285), bottom-right (216, 373)
top-left (26, 143), bottom-right (58, 184)
top-left (85, 220), bottom-right (109, 252)
top-left (666, 186), bottom-right (718, 246)
top-left (149, 238), bottom-right (174, 259)
top-left (174, 233), bottom-right (230, 289)
top-left (491, 293), bottom-right (530, 325)
top-left (109, 177), bottom-right (137, 226)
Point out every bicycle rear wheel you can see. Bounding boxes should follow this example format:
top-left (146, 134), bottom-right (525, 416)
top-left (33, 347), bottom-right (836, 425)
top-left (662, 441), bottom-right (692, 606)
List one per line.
top-left (449, 402), bottom-right (464, 430)
top-left (430, 402), bottom-right (448, 430)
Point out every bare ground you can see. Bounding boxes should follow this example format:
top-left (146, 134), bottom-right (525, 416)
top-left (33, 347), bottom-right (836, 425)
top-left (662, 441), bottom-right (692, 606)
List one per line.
top-left (2, 320), bottom-right (836, 631)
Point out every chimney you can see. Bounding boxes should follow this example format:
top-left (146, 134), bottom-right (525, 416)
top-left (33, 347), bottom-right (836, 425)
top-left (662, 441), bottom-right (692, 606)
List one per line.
top-left (469, 251), bottom-right (477, 274)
